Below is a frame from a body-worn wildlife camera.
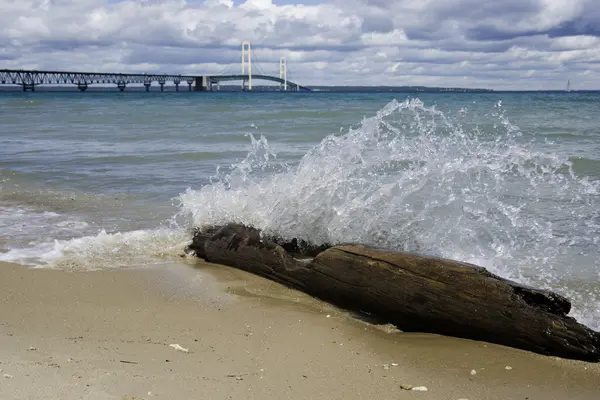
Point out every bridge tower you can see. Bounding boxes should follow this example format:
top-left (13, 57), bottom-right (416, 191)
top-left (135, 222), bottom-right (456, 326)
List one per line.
top-left (279, 57), bottom-right (287, 91)
top-left (241, 41), bottom-right (252, 91)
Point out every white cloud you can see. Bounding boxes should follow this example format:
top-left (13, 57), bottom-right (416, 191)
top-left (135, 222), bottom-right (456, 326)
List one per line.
top-left (0, 0), bottom-right (599, 89)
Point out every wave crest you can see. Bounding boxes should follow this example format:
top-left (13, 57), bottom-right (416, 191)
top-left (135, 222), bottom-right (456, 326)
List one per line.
top-left (177, 98), bottom-right (600, 328)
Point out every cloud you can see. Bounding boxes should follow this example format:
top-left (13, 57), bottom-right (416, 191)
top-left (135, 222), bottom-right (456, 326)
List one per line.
top-left (360, 11), bottom-right (394, 34)
top-left (0, 0), bottom-right (599, 89)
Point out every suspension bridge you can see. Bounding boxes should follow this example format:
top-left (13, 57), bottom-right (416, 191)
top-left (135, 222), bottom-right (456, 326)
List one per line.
top-left (0, 41), bottom-right (310, 92)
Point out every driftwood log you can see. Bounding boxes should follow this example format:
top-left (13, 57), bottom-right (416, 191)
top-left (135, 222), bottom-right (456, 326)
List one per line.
top-left (187, 223), bottom-right (600, 362)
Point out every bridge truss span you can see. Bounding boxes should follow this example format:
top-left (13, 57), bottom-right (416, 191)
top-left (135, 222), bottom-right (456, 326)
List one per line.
top-left (0, 69), bottom-right (197, 92)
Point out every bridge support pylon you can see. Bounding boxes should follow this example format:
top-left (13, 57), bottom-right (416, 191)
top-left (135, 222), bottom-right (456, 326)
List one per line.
top-left (144, 81), bottom-right (151, 92)
top-left (158, 78), bottom-right (166, 92)
top-left (117, 81), bottom-right (126, 92)
top-left (242, 41), bottom-right (252, 91)
top-left (22, 83), bottom-right (35, 92)
top-left (279, 57), bottom-right (287, 91)
top-left (174, 79), bottom-right (181, 91)
top-left (77, 82), bottom-right (88, 92)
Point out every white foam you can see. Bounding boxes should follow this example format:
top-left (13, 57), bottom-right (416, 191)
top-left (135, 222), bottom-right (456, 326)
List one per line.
top-left (0, 205), bottom-right (89, 250)
top-left (177, 98), bottom-right (600, 329)
top-left (0, 227), bottom-right (190, 270)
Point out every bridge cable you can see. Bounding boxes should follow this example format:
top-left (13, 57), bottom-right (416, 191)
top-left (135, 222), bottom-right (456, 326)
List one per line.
top-left (215, 55), bottom-right (237, 76)
top-left (214, 47), bottom-right (243, 76)
top-left (287, 68), bottom-right (307, 90)
top-left (250, 49), bottom-right (270, 77)
top-left (249, 50), bottom-right (263, 75)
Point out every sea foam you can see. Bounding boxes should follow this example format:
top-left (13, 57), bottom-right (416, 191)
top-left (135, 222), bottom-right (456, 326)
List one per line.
top-left (0, 227), bottom-right (189, 270)
top-left (178, 98), bottom-right (600, 329)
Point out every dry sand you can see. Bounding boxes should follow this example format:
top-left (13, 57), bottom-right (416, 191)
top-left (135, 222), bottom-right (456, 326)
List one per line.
top-left (1, 259), bottom-right (599, 400)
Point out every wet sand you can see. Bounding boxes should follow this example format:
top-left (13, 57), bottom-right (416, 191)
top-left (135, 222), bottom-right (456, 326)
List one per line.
top-left (1, 259), bottom-right (599, 400)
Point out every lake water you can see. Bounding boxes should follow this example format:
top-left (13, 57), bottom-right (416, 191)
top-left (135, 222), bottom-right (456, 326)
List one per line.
top-left (1, 90), bottom-right (599, 330)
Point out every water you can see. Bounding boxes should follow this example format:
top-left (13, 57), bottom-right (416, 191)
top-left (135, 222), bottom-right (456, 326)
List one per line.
top-left (1, 91), bottom-right (599, 330)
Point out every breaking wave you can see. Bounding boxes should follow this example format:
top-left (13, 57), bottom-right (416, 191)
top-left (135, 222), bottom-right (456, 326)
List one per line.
top-left (0, 226), bottom-right (189, 271)
top-left (178, 98), bottom-right (600, 328)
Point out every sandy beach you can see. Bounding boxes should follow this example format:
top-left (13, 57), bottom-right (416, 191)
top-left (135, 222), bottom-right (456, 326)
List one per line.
top-left (1, 259), bottom-right (599, 400)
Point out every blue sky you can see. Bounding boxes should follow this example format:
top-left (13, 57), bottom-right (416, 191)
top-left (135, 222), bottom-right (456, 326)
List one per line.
top-left (2, 0), bottom-right (599, 89)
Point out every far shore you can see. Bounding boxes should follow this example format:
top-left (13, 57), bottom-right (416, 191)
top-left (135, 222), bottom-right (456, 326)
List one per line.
top-left (1, 259), bottom-right (599, 400)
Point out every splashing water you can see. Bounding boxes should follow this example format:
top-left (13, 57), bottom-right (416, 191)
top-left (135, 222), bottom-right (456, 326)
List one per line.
top-left (0, 227), bottom-right (190, 271)
top-left (178, 98), bottom-right (600, 329)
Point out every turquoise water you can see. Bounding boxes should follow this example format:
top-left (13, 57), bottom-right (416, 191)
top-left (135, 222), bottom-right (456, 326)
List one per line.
top-left (1, 91), bottom-right (599, 329)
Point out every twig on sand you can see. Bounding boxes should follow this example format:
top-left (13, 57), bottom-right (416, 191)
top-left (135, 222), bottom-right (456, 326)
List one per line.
top-left (169, 344), bottom-right (189, 353)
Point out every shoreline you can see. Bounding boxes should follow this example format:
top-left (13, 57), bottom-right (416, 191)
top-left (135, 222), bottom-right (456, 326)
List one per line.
top-left (1, 260), bottom-right (599, 399)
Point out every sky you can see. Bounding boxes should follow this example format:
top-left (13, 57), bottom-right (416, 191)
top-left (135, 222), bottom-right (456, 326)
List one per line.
top-left (1, 0), bottom-right (599, 90)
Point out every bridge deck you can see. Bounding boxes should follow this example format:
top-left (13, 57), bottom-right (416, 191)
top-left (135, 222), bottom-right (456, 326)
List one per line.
top-left (0, 69), bottom-right (310, 91)
top-left (211, 74), bottom-right (310, 91)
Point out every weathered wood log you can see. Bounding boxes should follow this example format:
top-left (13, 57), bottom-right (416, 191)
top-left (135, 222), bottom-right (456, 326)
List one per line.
top-left (187, 223), bottom-right (600, 362)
